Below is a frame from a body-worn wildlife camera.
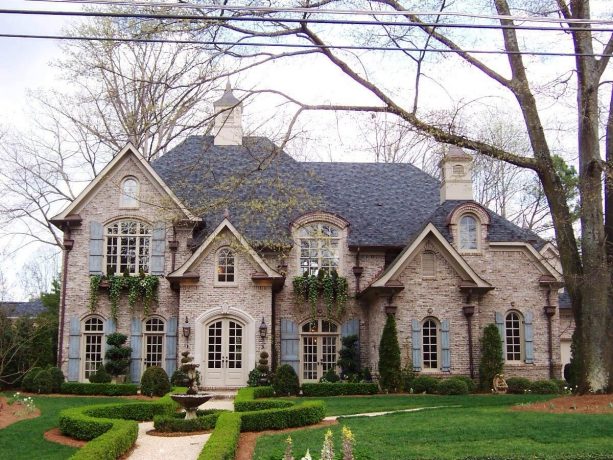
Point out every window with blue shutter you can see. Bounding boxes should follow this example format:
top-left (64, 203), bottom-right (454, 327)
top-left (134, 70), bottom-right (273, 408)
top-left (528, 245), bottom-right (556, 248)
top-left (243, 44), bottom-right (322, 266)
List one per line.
top-left (130, 317), bottom-right (142, 382)
top-left (524, 311), bottom-right (534, 364)
top-left (411, 319), bottom-right (421, 371)
top-left (151, 222), bottom-right (166, 275)
top-left (89, 221), bottom-right (104, 275)
top-left (67, 316), bottom-right (81, 381)
top-left (165, 317), bottom-right (178, 376)
top-left (441, 319), bottom-right (451, 372)
top-left (280, 319), bottom-right (299, 375)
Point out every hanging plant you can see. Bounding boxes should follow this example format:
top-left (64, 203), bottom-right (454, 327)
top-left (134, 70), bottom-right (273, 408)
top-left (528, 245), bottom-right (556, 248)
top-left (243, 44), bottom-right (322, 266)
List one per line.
top-left (89, 275), bottom-right (103, 312)
top-left (292, 275), bottom-right (308, 306)
top-left (322, 275), bottom-right (335, 317)
top-left (140, 275), bottom-right (159, 317)
top-left (292, 271), bottom-right (349, 319)
top-left (127, 276), bottom-right (140, 312)
top-left (308, 275), bottom-right (319, 316)
top-left (335, 276), bottom-right (349, 317)
top-left (108, 275), bottom-right (126, 321)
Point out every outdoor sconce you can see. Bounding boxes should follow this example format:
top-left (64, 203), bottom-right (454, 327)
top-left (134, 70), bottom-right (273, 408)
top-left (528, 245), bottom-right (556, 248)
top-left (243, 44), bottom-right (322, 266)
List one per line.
top-left (259, 317), bottom-right (268, 339)
top-left (182, 316), bottom-right (191, 340)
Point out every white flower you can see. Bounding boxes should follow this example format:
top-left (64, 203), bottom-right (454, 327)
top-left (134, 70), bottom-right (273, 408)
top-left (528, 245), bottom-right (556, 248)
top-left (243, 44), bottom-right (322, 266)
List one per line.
top-left (301, 449), bottom-right (312, 460)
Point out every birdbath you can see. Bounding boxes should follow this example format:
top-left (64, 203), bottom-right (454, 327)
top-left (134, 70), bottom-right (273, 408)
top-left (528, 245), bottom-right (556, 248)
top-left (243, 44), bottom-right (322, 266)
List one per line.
top-left (171, 351), bottom-right (212, 420)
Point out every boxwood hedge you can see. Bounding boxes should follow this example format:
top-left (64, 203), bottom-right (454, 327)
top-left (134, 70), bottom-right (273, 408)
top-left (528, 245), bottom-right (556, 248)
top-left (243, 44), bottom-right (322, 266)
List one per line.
top-left (153, 409), bottom-right (225, 432)
top-left (239, 401), bottom-right (325, 432)
top-left (301, 382), bottom-right (378, 396)
top-left (61, 382), bottom-right (138, 396)
top-left (197, 412), bottom-right (241, 460)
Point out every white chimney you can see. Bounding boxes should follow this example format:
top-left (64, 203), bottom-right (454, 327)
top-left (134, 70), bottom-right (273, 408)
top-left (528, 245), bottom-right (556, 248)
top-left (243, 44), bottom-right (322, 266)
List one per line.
top-left (439, 146), bottom-right (473, 203)
top-left (213, 82), bottom-right (243, 146)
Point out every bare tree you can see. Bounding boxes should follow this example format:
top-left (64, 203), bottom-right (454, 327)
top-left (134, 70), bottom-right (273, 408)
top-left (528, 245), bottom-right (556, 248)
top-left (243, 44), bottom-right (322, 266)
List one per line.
top-left (19, 248), bottom-right (61, 301)
top-left (181, 0), bottom-right (612, 391)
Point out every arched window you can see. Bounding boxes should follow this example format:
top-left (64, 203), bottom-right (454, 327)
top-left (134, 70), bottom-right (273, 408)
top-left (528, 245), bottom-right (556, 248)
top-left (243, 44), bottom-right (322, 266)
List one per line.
top-left (298, 223), bottom-right (340, 276)
top-left (459, 215), bottom-right (478, 250)
top-left (217, 248), bottom-right (235, 283)
top-left (143, 317), bottom-right (165, 369)
top-left (422, 251), bottom-right (437, 278)
top-left (120, 177), bottom-right (139, 208)
top-left (82, 316), bottom-right (104, 379)
top-left (505, 311), bottom-right (523, 361)
top-left (105, 220), bottom-right (152, 275)
top-left (422, 318), bottom-right (439, 370)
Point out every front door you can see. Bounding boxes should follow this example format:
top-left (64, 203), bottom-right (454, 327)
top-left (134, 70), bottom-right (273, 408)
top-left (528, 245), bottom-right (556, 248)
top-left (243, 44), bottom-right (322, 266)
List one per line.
top-left (204, 318), bottom-right (245, 387)
top-left (300, 319), bottom-right (339, 382)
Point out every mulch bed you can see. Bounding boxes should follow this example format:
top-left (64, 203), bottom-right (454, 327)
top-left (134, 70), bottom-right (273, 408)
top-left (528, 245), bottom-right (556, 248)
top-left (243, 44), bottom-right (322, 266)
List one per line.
top-left (44, 428), bottom-right (88, 448)
top-left (511, 394), bottom-right (613, 414)
top-left (0, 396), bottom-right (41, 429)
top-left (235, 419), bottom-right (338, 460)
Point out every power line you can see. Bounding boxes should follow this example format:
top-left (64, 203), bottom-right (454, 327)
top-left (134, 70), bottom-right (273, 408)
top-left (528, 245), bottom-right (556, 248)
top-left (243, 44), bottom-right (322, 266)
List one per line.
top-left (25, 0), bottom-right (613, 25)
top-left (1, 32), bottom-right (611, 58)
top-left (4, 7), bottom-right (613, 33)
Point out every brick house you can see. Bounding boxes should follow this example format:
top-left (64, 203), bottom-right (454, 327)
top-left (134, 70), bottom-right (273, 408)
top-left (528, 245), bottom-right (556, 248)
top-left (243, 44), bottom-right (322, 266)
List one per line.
top-left (51, 85), bottom-right (563, 387)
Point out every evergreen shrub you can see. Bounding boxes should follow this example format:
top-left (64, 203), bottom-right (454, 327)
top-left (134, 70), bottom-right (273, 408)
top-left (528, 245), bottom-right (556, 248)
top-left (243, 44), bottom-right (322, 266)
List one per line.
top-left (22, 366), bottom-right (43, 392)
top-left (436, 377), bottom-right (469, 395)
top-left (271, 364), bottom-right (300, 396)
top-left (89, 365), bottom-right (112, 384)
top-left (378, 314), bottom-right (402, 392)
top-left (506, 377), bottom-right (531, 394)
top-left (320, 367), bottom-right (340, 383)
top-left (104, 333), bottom-right (132, 377)
top-left (153, 410), bottom-right (224, 432)
top-left (140, 366), bottom-right (171, 397)
top-left (239, 401), bottom-right (325, 431)
top-left (61, 382), bottom-right (138, 396)
top-left (479, 324), bottom-right (504, 391)
top-left (452, 375), bottom-right (476, 393)
top-left (401, 363), bottom-right (417, 392)
top-left (412, 375), bottom-right (439, 393)
top-left (171, 369), bottom-right (190, 387)
top-left (529, 379), bottom-right (560, 394)
top-left (301, 382), bottom-right (378, 396)
top-left (337, 334), bottom-right (360, 380)
top-left (197, 412), bottom-right (241, 460)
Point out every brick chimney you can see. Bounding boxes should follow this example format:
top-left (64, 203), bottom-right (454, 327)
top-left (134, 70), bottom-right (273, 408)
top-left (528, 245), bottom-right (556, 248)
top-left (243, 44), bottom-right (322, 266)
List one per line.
top-left (439, 146), bottom-right (473, 203)
top-left (213, 82), bottom-right (243, 146)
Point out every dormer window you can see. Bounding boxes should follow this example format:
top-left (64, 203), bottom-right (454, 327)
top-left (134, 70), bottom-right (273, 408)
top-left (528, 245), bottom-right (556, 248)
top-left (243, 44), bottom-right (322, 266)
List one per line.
top-left (298, 223), bottom-right (340, 276)
top-left (217, 247), bottom-right (235, 283)
top-left (120, 177), bottom-right (139, 208)
top-left (459, 215), bottom-right (478, 250)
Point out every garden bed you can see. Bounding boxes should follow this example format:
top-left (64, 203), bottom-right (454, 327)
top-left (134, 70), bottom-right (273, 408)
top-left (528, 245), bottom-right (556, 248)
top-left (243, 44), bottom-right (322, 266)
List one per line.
top-left (512, 394), bottom-right (613, 414)
top-left (0, 396), bottom-right (40, 429)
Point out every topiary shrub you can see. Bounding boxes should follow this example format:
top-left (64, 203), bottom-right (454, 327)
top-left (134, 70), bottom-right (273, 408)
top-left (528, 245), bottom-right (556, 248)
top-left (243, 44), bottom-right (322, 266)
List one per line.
top-left (256, 351), bottom-right (271, 386)
top-left (104, 333), bottom-right (132, 378)
top-left (320, 367), bottom-right (340, 383)
top-left (436, 377), bottom-right (469, 395)
top-left (171, 369), bottom-right (190, 387)
top-left (89, 365), bottom-right (112, 384)
top-left (479, 324), bottom-right (504, 391)
top-left (378, 314), bottom-right (402, 392)
top-left (22, 367), bottom-right (43, 392)
top-left (452, 375), bottom-right (476, 393)
top-left (140, 366), bottom-right (171, 397)
top-left (48, 366), bottom-right (66, 393)
top-left (412, 375), bottom-right (439, 394)
top-left (247, 368), bottom-right (263, 387)
top-left (506, 377), bottom-right (532, 394)
top-left (337, 334), bottom-right (360, 380)
top-left (272, 364), bottom-right (300, 396)
top-left (529, 379), bottom-right (560, 394)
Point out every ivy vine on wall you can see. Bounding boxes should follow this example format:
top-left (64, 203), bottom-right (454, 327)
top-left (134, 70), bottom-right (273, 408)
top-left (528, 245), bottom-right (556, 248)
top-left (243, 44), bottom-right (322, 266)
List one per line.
top-left (89, 273), bottom-right (159, 320)
top-left (292, 269), bottom-right (349, 318)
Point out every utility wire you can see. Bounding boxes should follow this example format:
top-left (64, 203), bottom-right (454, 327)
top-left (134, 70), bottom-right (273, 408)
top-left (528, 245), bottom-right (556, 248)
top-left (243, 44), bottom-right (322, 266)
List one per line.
top-left (4, 8), bottom-right (613, 33)
top-left (25, 0), bottom-right (613, 25)
top-left (1, 32), bottom-right (611, 58)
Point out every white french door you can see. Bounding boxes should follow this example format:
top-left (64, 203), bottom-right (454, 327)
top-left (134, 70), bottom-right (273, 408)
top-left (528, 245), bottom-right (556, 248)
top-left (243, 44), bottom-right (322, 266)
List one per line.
top-left (204, 319), bottom-right (245, 387)
top-left (300, 319), bottom-right (339, 382)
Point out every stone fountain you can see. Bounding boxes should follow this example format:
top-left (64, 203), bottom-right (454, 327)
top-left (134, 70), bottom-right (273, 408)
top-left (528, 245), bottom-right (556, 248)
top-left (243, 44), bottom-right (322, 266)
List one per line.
top-left (171, 351), bottom-right (212, 420)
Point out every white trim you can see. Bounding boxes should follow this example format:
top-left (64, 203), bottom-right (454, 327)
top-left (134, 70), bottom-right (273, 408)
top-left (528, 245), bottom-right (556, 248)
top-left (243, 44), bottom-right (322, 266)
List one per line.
top-left (193, 307), bottom-right (256, 387)
top-left (372, 223), bottom-right (491, 289)
top-left (52, 143), bottom-right (199, 222)
top-left (170, 218), bottom-right (282, 279)
top-left (489, 242), bottom-right (562, 279)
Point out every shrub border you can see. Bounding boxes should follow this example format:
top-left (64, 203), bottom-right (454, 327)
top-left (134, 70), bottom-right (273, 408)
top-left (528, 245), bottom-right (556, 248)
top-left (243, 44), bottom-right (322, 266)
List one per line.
top-left (61, 382), bottom-right (138, 396)
top-left (301, 382), bottom-right (378, 396)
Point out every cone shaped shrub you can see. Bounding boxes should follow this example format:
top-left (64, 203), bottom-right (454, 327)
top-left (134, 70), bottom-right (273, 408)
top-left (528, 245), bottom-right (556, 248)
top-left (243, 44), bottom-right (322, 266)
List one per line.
top-left (479, 324), bottom-right (504, 391)
top-left (378, 314), bottom-right (401, 392)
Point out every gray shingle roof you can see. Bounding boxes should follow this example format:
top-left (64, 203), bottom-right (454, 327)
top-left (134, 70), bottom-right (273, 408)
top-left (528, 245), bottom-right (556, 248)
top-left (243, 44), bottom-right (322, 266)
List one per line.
top-left (153, 136), bottom-right (544, 249)
top-left (0, 299), bottom-right (45, 318)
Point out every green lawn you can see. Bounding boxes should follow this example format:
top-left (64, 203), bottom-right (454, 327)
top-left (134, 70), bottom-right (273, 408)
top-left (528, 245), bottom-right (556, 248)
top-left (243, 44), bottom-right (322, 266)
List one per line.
top-left (256, 395), bottom-right (613, 460)
top-left (0, 394), bottom-right (125, 460)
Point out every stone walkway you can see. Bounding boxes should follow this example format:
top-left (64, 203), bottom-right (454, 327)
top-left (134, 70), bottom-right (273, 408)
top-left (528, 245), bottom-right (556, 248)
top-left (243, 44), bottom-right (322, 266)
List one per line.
top-left (323, 405), bottom-right (457, 421)
top-left (126, 392), bottom-right (236, 460)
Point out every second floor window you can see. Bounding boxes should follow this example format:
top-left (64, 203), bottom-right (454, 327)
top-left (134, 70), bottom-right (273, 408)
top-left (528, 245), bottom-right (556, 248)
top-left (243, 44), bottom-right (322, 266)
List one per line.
top-left (459, 215), bottom-right (478, 250)
top-left (299, 223), bottom-right (340, 276)
top-left (120, 177), bottom-right (139, 208)
top-left (106, 220), bottom-right (152, 275)
top-left (217, 248), bottom-right (235, 283)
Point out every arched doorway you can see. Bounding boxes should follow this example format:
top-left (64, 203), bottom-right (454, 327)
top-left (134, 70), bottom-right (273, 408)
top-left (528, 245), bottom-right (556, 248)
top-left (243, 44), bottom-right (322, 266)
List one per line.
top-left (300, 319), bottom-right (340, 382)
top-left (203, 317), bottom-right (246, 387)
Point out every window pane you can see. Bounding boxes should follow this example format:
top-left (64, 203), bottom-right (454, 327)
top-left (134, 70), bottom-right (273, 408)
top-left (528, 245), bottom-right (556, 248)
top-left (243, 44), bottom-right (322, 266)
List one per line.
top-left (298, 223), bottom-right (340, 276)
top-left (505, 312), bottom-right (522, 361)
top-left (105, 220), bottom-right (152, 275)
top-left (459, 216), bottom-right (478, 250)
top-left (422, 319), bottom-right (438, 369)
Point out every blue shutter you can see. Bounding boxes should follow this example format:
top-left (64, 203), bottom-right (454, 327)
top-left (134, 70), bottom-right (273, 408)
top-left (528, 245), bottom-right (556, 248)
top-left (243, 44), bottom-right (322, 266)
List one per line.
top-left (524, 311), bottom-right (534, 364)
top-left (441, 319), bottom-right (451, 372)
top-left (130, 317), bottom-right (142, 383)
top-left (341, 318), bottom-right (360, 359)
top-left (495, 311), bottom-right (505, 354)
top-left (89, 221), bottom-right (104, 274)
top-left (165, 317), bottom-right (178, 376)
top-left (411, 319), bottom-right (421, 371)
top-left (104, 318), bottom-right (116, 356)
top-left (67, 316), bottom-right (81, 382)
top-left (280, 319), bottom-right (299, 375)
top-left (150, 222), bottom-right (166, 275)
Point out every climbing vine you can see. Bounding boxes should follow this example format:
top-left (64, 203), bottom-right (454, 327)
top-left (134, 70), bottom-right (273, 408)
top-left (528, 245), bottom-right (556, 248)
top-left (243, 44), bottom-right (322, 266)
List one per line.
top-left (89, 273), bottom-right (160, 320)
top-left (292, 269), bottom-right (349, 318)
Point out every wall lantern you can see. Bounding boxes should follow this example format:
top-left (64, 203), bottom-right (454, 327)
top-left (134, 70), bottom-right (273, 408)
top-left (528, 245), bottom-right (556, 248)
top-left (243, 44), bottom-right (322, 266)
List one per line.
top-left (259, 317), bottom-right (268, 339)
top-left (182, 316), bottom-right (191, 339)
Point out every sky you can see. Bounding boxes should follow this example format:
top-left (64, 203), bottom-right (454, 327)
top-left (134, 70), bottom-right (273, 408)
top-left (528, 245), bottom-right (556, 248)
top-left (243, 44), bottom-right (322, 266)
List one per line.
top-left (0, 1), bottom-right (611, 299)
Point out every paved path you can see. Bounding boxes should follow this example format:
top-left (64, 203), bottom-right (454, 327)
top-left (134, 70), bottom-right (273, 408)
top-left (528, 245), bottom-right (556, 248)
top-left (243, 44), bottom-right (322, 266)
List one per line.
top-left (126, 393), bottom-right (236, 460)
top-left (323, 405), bottom-right (458, 421)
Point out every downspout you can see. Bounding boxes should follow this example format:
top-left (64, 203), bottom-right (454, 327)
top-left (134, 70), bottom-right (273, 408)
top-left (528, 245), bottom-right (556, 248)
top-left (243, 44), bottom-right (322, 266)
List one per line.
top-left (57, 229), bottom-right (74, 367)
top-left (169, 225), bottom-right (179, 272)
top-left (271, 287), bottom-right (277, 372)
top-left (353, 248), bottom-right (363, 293)
top-left (544, 287), bottom-right (557, 379)
top-left (463, 297), bottom-right (476, 379)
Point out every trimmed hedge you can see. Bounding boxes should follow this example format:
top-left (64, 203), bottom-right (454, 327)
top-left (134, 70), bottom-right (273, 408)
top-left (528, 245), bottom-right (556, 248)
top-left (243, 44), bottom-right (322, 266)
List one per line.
top-left (61, 382), bottom-right (138, 396)
top-left (435, 378), bottom-right (469, 395)
top-left (506, 377), bottom-right (532, 394)
top-left (197, 412), bottom-right (241, 460)
top-left (412, 375), bottom-right (439, 394)
top-left (234, 387), bottom-right (293, 412)
top-left (239, 401), bottom-right (325, 432)
top-left (253, 386), bottom-right (274, 399)
top-left (529, 379), bottom-right (560, 394)
top-left (301, 382), bottom-right (378, 396)
top-left (58, 394), bottom-right (178, 460)
top-left (154, 410), bottom-right (225, 432)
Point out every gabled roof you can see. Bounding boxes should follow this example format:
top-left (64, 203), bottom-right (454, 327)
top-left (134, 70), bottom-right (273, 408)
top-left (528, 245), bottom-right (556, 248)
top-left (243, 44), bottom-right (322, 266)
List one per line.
top-left (489, 242), bottom-right (562, 280)
top-left (169, 218), bottom-right (283, 279)
top-left (370, 223), bottom-right (492, 290)
top-left (52, 143), bottom-right (199, 223)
